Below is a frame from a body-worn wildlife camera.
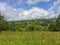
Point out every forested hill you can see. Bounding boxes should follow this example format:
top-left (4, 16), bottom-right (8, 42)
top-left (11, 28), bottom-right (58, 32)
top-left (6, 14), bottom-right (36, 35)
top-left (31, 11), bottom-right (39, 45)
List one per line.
top-left (8, 15), bottom-right (60, 31)
top-left (0, 14), bottom-right (60, 31)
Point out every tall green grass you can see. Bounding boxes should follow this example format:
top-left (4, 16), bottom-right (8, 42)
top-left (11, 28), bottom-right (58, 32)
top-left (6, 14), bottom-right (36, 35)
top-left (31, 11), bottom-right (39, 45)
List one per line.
top-left (0, 31), bottom-right (60, 45)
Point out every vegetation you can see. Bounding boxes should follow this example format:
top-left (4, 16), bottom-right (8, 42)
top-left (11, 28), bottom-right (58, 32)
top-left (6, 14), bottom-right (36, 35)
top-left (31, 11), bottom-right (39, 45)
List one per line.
top-left (0, 14), bottom-right (10, 31)
top-left (0, 14), bottom-right (60, 31)
top-left (0, 31), bottom-right (60, 45)
top-left (0, 13), bottom-right (60, 45)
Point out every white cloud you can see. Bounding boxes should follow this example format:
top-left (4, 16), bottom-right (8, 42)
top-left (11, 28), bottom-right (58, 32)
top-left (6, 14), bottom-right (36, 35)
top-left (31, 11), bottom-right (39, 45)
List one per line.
top-left (47, 0), bottom-right (60, 18)
top-left (18, 7), bottom-right (56, 20)
top-left (0, 1), bottom-right (58, 21)
top-left (26, 0), bottom-right (50, 5)
top-left (16, 0), bottom-right (50, 5)
top-left (0, 2), bottom-right (20, 21)
top-left (48, 0), bottom-right (60, 14)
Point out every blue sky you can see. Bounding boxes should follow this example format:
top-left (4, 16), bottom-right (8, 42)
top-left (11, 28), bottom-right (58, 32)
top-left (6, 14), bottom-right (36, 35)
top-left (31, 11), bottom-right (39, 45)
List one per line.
top-left (0, 0), bottom-right (56, 10)
top-left (0, 0), bottom-right (60, 21)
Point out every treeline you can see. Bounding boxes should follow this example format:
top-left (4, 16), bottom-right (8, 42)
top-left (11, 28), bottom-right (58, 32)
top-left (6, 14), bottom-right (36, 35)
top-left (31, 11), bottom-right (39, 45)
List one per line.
top-left (0, 14), bottom-right (60, 31)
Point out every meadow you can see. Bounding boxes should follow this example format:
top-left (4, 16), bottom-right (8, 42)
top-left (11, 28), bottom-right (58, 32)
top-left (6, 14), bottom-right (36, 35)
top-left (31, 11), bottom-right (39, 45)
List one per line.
top-left (0, 31), bottom-right (60, 45)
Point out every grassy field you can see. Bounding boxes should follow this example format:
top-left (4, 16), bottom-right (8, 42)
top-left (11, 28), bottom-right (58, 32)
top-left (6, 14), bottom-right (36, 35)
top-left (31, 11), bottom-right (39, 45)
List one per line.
top-left (0, 31), bottom-right (60, 45)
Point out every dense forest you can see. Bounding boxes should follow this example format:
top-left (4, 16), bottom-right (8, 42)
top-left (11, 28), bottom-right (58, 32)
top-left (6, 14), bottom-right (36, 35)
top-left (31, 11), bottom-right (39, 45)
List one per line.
top-left (0, 14), bottom-right (60, 31)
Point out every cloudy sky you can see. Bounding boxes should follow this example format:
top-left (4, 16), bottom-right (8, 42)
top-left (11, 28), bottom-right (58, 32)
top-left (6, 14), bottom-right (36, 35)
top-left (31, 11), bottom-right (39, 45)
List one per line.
top-left (0, 0), bottom-right (60, 21)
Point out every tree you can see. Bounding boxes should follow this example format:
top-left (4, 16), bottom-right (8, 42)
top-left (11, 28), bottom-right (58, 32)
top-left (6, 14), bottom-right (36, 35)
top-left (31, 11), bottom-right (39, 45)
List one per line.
top-left (48, 23), bottom-right (56, 31)
top-left (48, 14), bottom-right (60, 31)
top-left (0, 14), bottom-right (9, 31)
top-left (55, 14), bottom-right (60, 31)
